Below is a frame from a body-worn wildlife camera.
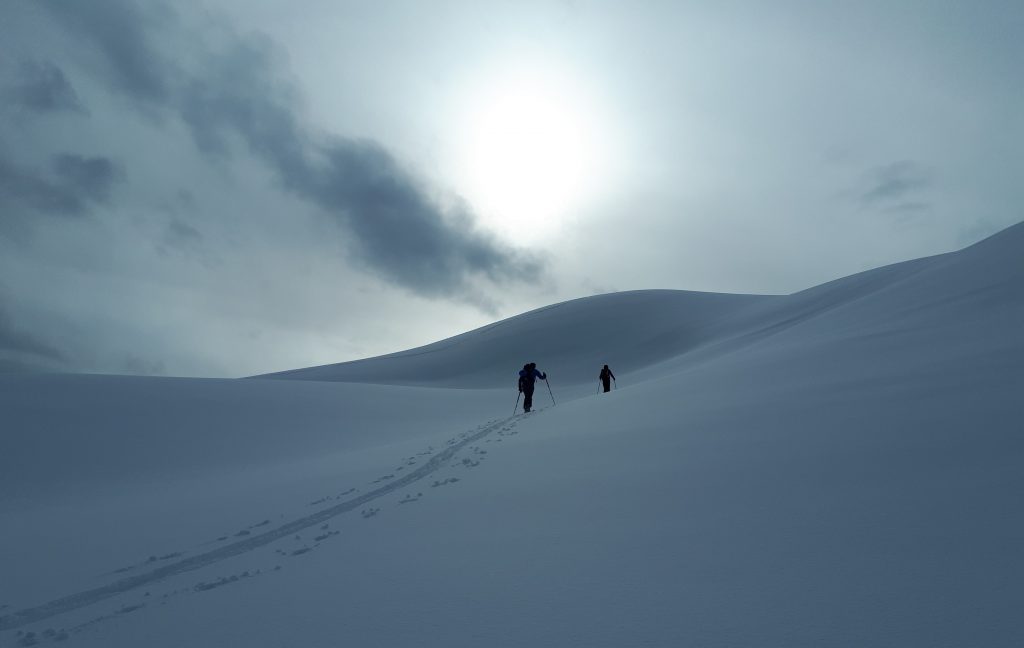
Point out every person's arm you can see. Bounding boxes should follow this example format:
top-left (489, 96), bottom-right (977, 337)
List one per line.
top-left (610, 370), bottom-right (615, 380)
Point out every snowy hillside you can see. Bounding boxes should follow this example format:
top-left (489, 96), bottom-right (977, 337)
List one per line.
top-left (1, 222), bottom-right (1022, 647)
top-left (258, 289), bottom-right (771, 389)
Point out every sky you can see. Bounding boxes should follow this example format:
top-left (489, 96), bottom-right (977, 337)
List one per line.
top-left (0, 0), bottom-right (1021, 378)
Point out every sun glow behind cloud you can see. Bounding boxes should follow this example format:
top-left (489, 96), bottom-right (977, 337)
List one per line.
top-left (456, 67), bottom-right (606, 245)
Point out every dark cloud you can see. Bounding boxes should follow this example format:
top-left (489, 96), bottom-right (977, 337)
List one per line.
top-left (166, 219), bottom-right (202, 244)
top-left (52, 154), bottom-right (120, 203)
top-left (39, 0), bottom-right (543, 303)
top-left (0, 304), bottom-right (65, 373)
top-left (3, 58), bottom-right (85, 114)
top-left (0, 152), bottom-right (121, 217)
top-left (861, 160), bottom-right (932, 208)
top-left (39, 0), bottom-right (174, 106)
top-left (307, 139), bottom-right (542, 295)
top-left (154, 192), bottom-right (209, 256)
top-left (177, 33), bottom-right (305, 163)
top-left (159, 218), bottom-right (203, 256)
top-left (0, 155), bottom-right (70, 215)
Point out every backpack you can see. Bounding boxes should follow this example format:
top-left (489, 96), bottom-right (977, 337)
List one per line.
top-left (519, 364), bottom-right (537, 389)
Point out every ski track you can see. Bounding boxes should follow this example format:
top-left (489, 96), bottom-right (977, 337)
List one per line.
top-left (0, 415), bottom-right (516, 632)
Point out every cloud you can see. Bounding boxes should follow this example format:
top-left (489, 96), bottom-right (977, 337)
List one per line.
top-left (0, 303), bottom-right (65, 373)
top-left (163, 219), bottom-right (202, 248)
top-left (52, 154), bottom-right (120, 203)
top-left (122, 352), bottom-right (166, 376)
top-left (38, 0), bottom-right (543, 304)
top-left (3, 58), bottom-right (85, 114)
top-left (156, 218), bottom-right (213, 266)
top-left (860, 160), bottom-right (932, 210)
top-left (0, 152), bottom-right (122, 217)
top-left (39, 0), bottom-right (173, 106)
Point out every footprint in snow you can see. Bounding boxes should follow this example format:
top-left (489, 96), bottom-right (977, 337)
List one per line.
top-left (399, 493), bottom-right (423, 504)
top-left (115, 550), bottom-right (188, 575)
top-left (16, 629), bottom-right (53, 646)
top-left (43, 628), bottom-right (70, 643)
top-left (361, 507), bottom-right (380, 519)
top-left (431, 477), bottom-right (460, 488)
top-left (16, 629), bottom-right (68, 646)
top-left (194, 569), bottom-right (259, 592)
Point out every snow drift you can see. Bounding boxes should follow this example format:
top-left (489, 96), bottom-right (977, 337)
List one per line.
top-left (1, 222), bottom-right (1021, 647)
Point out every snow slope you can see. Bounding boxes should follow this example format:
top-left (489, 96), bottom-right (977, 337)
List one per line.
top-left (258, 288), bottom-right (771, 389)
top-left (1, 222), bottom-right (1021, 647)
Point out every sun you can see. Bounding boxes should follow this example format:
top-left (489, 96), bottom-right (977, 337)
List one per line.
top-left (458, 73), bottom-right (600, 244)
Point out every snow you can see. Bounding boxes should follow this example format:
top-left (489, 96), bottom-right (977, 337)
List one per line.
top-left (1, 222), bottom-right (1022, 647)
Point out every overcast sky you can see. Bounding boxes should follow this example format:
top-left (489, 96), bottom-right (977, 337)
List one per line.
top-left (1, 0), bottom-right (1021, 377)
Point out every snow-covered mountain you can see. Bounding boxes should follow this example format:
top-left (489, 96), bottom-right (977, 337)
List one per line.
top-left (1, 222), bottom-right (1021, 647)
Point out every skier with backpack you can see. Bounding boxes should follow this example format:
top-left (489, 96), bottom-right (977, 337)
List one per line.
top-left (598, 364), bottom-right (616, 393)
top-left (517, 362), bottom-right (547, 413)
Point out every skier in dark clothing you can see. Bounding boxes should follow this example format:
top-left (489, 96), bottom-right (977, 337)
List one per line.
top-left (518, 362), bottom-right (547, 412)
top-left (599, 364), bottom-right (615, 393)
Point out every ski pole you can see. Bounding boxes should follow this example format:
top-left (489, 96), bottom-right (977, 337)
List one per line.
top-left (545, 378), bottom-right (556, 406)
top-left (596, 382), bottom-right (601, 395)
top-left (513, 391), bottom-right (521, 415)
top-left (613, 378), bottom-right (617, 390)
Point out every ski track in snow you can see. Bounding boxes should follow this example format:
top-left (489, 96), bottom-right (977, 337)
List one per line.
top-left (0, 415), bottom-right (519, 633)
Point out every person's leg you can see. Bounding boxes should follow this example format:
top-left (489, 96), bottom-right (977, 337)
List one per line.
top-left (603, 380), bottom-right (610, 393)
top-left (524, 387), bottom-right (534, 411)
